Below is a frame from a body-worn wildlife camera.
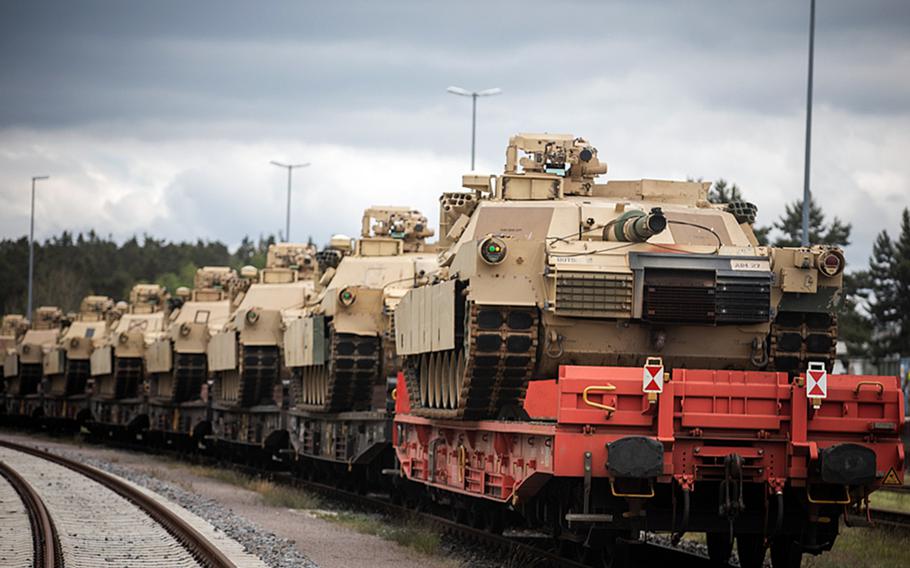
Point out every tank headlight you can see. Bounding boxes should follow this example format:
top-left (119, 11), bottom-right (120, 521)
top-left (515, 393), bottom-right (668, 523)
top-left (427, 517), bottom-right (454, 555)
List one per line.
top-left (22, 344), bottom-right (31, 354)
top-left (245, 310), bottom-right (259, 325)
top-left (180, 322), bottom-right (192, 337)
top-left (479, 236), bottom-right (507, 265)
top-left (118, 333), bottom-right (128, 344)
top-left (339, 287), bottom-right (356, 307)
top-left (817, 249), bottom-right (845, 277)
top-left (70, 337), bottom-right (80, 348)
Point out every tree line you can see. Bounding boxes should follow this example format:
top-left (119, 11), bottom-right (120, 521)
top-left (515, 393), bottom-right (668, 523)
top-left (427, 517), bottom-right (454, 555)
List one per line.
top-left (0, 231), bottom-right (281, 315)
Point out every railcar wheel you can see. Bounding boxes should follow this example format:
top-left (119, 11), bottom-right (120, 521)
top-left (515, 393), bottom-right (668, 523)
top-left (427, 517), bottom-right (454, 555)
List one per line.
top-left (736, 534), bottom-right (767, 568)
top-left (706, 531), bottom-right (733, 564)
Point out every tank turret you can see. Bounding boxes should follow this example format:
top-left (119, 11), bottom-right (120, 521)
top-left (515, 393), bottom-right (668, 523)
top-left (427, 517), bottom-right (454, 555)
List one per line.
top-left (394, 133), bottom-right (845, 420)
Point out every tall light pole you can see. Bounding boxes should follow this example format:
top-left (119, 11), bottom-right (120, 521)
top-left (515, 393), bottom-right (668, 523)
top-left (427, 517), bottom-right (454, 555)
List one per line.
top-left (801, 0), bottom-right (816, 246)
top-left (447, 86), bottom-right (502, 170)
top-left (27, 175), bottom-right (49, 322)
top-left (269, 161), bottom-right (310, 242)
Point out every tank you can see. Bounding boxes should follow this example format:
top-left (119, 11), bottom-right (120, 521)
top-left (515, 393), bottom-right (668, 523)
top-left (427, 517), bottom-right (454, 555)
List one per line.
top-left (287, 207), bottom-right (438, 416)
top-left (395, 133), bottom-right (845, 419)
top-left (2, 307), bottom-right (66, 419)
top-left (89, 284), bottom-right (170, 431)
top-left (42, 296), bottom-right (114, 427)
top-left (146, 266), bottom-right (247, 445)
top-left (208, 243), bottom-right (319, 448)
top-left (0, 314), bottom-right (28, 380)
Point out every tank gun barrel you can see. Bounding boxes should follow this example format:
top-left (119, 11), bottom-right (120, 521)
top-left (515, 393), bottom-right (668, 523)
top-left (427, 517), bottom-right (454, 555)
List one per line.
top-left (604, 208), bottom-right (667, 242)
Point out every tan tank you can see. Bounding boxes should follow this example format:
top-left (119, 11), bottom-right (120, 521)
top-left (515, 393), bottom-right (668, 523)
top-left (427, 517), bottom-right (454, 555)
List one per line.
top-left (286, 207), bottom-right (438, 413)
top-left (91, 284), bottom-right (170, 403)
top-left (208, 243), bottom-right (318, 446)
top-left (2, 307), bottom-right (66, 417)
top-left (395, 133), bottom-right (844, 419)
top-left (147, 267), bottom-right (247, 441)
top-left (42, 296), bottom-right (114, 423)
top-left (1, 314), bottom-right (28, 379)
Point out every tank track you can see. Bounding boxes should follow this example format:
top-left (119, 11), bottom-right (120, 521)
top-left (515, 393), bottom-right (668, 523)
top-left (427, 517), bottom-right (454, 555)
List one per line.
top-left (172, 352), bottom-right (207, 403)
top-left (64, 359), bottom-right (90, 396)
top-left (18, 363), bottom-right (43, 396)
top-left (404, 303), bottom-right (538, 420)
top-left (769, 311), bottom-right (837, 373)
top-left (298, 326), bottom-right (381, 412)
top-left (239, 345), bottom-right (279, 407)
top-left (113, 357), bottom-right (143, 399)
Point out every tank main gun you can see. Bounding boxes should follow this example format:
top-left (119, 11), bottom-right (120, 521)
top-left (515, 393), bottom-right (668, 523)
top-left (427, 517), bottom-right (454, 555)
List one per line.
top-left (603, 208), bottom-right (668, 242)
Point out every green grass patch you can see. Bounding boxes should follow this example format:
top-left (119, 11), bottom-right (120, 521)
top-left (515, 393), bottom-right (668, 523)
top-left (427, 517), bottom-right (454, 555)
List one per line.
top-left (187, 466), bottom-right (321, 509)
top-left (187, 465), bottom-right (253, 488)
top-left (315, 511), bottom-right (441, 556)
top-left (803, 525), bottom-right (908, 568)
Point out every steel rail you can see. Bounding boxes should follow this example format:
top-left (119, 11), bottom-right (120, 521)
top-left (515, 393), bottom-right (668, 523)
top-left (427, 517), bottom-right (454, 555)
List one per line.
top-left (869, 508), bottom-right (910, 531)
top-left (0, 440), bottom-right (235, 568)
top-left (0, 457), bottom-right (63, 568)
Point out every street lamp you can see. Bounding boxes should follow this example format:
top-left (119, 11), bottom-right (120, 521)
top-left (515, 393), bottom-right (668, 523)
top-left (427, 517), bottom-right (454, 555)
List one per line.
top-left (446, 86), bottom-right (502, 170)
top-left (27, 175), bottom-right (49, 322)
top-left (801, 0), bottom-right (816, 246)
top-left (269, 161), bottom-right (310, 242)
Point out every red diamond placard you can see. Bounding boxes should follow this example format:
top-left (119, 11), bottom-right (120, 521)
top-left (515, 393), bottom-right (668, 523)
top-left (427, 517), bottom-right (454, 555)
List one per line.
top-left (806, 364), bottom-right (827, 399)
top-left (643, 364), bottom-right (664, 393)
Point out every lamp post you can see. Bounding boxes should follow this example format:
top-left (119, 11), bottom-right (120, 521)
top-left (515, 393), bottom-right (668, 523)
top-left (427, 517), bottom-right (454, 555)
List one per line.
top-left (801, 0), bottom-right (816, 246)
top-left (269, 161), bottom-right (310, 242)
top-left (446, 86), bottom-right (502, 170)
top-left (27, 175), bottom-right (49, 322)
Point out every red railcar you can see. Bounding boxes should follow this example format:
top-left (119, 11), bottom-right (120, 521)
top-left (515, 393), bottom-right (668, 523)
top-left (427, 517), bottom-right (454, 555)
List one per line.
top-left (393, 365), bottom-right (905, 568)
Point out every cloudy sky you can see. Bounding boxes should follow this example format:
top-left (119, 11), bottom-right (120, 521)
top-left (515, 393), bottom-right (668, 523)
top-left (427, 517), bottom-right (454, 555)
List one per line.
top-left (1, 0), bottom-right (908, 267)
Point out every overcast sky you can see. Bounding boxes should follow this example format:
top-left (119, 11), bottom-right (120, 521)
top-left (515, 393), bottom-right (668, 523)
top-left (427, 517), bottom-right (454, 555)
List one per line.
top-left (1, 0), bottom-right (908, 268)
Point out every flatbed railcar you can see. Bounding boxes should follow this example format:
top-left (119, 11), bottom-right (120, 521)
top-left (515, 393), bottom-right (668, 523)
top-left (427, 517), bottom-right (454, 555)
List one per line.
top-left (392, 364), bottom-right (906, 568)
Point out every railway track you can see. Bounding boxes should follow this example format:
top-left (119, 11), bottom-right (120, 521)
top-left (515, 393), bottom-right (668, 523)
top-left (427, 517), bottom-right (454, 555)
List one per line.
top-left (233, 466), bottom-right (724, 568)
top-left (0, 439), bottom-right (242, 568)
top-left (79, 433), bottom-right (725, 567)
top-left (4, 433), bottom-right (729, 567)
top-left (868, 508), bottom-right (910, 531)
top-left (870, 484), bottom-right (910, 530)
top-left (0, 457), bottom-right (62, 568)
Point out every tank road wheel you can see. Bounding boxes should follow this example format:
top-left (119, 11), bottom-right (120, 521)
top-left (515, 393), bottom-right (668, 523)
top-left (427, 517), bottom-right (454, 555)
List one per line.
top-left (405, 303), bottom-right (538, 420)
top-left (706, 531), bottom-right (733, 565)
top-left (736, 534), bottom-right (767, 568)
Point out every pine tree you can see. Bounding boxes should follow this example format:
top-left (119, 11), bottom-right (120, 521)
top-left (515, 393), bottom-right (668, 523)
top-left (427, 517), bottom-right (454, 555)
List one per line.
top-left (771, 195), bottom-right (851, 247)
top-left (865, 227), bottom-right (899, 359)
top-left (707, 179), bottom-right (743, 204)
top-left (886, 209), bottom-right (910, 355)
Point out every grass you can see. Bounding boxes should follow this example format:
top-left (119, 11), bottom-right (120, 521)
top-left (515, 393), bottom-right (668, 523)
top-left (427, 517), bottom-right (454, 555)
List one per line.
top-left (803, 525), bottom-right (909, 568)
top-left (313, 510), bottom-right (442, 556)
top-left (187, 465), bottom-right (322, 509)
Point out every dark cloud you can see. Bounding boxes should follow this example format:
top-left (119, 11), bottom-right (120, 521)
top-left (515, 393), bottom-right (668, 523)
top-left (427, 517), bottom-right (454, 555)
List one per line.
top-left (0, 1), bottom-right (908, 268)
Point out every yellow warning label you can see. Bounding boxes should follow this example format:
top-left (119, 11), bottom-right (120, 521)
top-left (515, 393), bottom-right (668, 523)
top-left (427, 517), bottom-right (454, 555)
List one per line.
top-left (882, 467), bottom-right (902, 486)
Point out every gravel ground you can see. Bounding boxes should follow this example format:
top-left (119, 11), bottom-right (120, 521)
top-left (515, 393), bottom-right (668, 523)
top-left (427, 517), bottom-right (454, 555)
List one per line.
top-left (1, 430), bottom-right (772, 568)
top-left (16, 440), bottom-right (318, 568)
